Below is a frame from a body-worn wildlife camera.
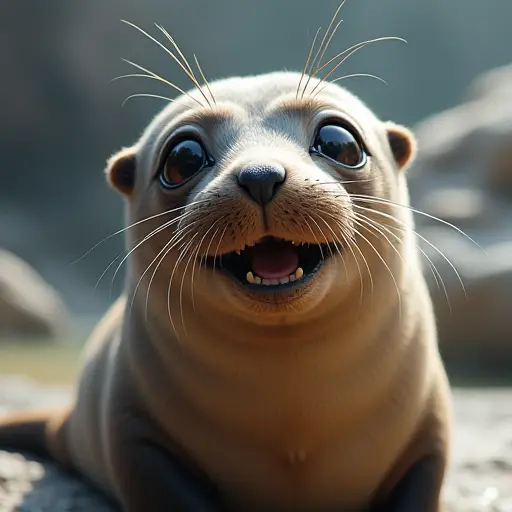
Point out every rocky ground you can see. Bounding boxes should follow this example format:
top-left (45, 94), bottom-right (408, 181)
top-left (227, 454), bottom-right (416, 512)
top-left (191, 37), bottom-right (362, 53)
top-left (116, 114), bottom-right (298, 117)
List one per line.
top-left (0, 377), bottom-right (511, 511)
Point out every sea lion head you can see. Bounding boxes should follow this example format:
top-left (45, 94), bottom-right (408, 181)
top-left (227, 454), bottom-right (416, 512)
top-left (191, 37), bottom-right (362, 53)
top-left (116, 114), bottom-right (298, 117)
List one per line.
top-left (107, 71), bottom-right (416, 328)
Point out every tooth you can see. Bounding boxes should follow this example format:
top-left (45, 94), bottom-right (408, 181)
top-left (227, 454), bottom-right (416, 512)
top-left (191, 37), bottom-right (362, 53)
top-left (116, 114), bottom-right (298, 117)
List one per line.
top-left (289, 274), bottom-right (296, 282)
top-left (246, 272), bottom-right (255, 283)
top-left (279, 276), bottom-right (290, 284)
top-left (270, 279), bottom-right (279, 285)
top-left (247, 241), bottom-right (256, 247)
top-left (295, 267), bottom-right (304, 280)
top-left (254, 276), bottom-right (262, 284)
top-left (262, 278), bottom-right (272, 286)
top-left (235, 250), bottom-right (241, 256)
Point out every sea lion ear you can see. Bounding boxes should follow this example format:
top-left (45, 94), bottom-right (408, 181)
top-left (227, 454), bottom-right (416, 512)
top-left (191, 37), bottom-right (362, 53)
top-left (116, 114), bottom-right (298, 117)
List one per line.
top-left (105, 147), bottom-right (136, 196)
top-left (384, 122), bottom-right (417, 171)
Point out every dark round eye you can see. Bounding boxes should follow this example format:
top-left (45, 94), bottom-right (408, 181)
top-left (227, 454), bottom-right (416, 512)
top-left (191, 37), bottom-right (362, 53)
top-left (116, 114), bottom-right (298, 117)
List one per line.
top-left (312, 124), bottom-right (366, 169)
top-left (160, 139), bottom-right (209, 188)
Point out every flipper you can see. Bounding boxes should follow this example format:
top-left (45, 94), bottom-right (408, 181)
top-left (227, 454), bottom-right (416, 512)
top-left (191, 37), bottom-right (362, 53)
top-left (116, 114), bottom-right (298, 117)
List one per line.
top-left (0, 407), bottom-right (72, 467)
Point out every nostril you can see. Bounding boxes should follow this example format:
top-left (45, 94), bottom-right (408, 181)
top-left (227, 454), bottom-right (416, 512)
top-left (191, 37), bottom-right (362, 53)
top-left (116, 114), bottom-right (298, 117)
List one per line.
top-left (237, 163), bottom-right (286, 206)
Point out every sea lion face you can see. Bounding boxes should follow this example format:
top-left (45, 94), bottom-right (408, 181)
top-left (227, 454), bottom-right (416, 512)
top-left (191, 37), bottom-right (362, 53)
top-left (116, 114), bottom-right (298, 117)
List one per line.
top-left (108, 72), bottom-right (416, 324)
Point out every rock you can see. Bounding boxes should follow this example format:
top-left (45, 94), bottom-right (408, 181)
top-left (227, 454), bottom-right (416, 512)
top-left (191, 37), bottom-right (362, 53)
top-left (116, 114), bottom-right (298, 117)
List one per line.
top-left (0, 378), bottom-right (511, 511)
top-left (0, 250), bottom-right (69, 339)
top-left (408, 64), bottom-right (512, 374)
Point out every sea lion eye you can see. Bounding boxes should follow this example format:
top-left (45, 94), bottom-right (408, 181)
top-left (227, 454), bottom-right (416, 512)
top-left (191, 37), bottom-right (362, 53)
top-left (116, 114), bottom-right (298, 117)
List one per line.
top-left (159, 139), bottom-right (210, 188)
top-left (311, 124), bottom-right (367, 169)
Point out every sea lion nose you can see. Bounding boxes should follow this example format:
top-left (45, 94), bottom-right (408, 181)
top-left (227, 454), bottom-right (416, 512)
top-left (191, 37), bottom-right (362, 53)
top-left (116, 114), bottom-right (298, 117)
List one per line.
top-left (237, 163), bottom-right (286, 206)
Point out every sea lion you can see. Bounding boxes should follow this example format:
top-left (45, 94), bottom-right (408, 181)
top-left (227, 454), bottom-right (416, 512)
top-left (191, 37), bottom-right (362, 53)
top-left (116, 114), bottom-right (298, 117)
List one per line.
top-left (0, 20), bottom-right (451, 512)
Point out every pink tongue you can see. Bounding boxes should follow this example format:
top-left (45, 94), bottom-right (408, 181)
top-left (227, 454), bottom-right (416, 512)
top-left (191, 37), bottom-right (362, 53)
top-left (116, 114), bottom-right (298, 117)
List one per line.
top-left (250, 241), bottom-right (299, 279)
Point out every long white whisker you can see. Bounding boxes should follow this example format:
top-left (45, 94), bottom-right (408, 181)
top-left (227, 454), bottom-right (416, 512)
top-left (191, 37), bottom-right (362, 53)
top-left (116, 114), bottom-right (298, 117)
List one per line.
top-left (168, 234), bottom-right (199, 338)
top-left (71, 201), bottom-right (207, 265)
top-left (349, 194), bottom-right (482, 249)
top-left (122, 93), bottom-right (176, 107)
top-left (297, 26), bottom-right (323, 100)
top-left (301, 214), bottom-right (325, 260)
top-left (154, 23), bottom-right (213, 108)
top-left (121, 20), bottom-right (210, 108)
top-left (351, 221), bottom-right (402, 322)
top-left (212, 225), bottom-right (228, 275)
top-left (128, 221), bottom-right (198, 318)
top-left (314, 213), bottom-right (350, 282)
top-left (350, 203), bottom-right (450, 308)
top-left (109, 211), bottom-right (196, 298)
top-left (120, 58), bottom-right (203, 107)
top-left (313, 73), bottom-right (387, 98)
top-left (309, 37), bottom-right (406, 97)
top-left (193, 54), bottom-right (216, 106)
top-left (354, 213), bottom-right (411, 276)
top-left (320, 210), bottom-right (373, 298)
top-left (302, 1), bottom-right (346, 98)
top-left (179, 234), bottom-right (201, 337)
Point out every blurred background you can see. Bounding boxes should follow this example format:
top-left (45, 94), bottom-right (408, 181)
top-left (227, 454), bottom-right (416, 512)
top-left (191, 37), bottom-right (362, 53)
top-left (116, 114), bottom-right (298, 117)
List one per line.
top-left (0, 0), bottom-right (511, 384)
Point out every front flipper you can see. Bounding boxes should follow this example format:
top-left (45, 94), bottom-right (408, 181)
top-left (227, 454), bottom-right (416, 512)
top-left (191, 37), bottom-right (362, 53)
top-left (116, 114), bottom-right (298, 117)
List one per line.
top-left (107, 414), bottom-right (224, 512)
top-left (374, 454), bottom-right (445, 512)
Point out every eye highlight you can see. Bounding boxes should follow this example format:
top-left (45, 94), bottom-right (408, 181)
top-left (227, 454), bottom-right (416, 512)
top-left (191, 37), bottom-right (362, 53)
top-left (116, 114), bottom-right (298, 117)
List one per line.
top-left (159, 139), bottom-right (213, 189)
top-left (310, 123), bottom-right (367, 170)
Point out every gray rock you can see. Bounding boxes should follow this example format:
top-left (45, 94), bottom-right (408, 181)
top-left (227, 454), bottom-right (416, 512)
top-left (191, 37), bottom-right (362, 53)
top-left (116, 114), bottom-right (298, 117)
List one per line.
top-left (408, 64), bottom-right (512, 373)
top-left (0, 378), bottom-right (511, 511)
top-left (0, 250), bottom-right (69, 339)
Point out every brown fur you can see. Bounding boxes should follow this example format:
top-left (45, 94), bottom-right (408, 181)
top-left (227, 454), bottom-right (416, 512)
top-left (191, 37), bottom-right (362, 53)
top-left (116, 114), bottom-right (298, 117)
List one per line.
top-left (0, 72), bottom-right (451, 511)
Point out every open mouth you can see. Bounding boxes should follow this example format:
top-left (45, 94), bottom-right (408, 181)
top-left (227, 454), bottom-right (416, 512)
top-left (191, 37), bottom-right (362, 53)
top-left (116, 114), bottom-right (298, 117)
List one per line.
top-left (206, 237), bottom-right (335, 290)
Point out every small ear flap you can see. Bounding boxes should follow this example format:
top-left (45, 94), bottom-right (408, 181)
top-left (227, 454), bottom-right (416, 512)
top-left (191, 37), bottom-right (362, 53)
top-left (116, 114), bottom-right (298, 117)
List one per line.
top-left (385, 122), bottom-right (417, 171)
top-left (105, 147), bottom-right (136, 196)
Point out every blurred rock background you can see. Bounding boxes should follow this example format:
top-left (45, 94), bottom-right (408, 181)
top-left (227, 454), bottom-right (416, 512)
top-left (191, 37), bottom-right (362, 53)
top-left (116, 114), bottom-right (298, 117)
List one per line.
top-left (0, 1), bottom-right (511, 509)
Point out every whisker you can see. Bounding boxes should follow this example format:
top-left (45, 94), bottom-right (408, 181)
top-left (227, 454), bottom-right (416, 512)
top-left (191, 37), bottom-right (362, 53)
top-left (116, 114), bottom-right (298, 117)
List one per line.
top-left (122, 93), bottom-right (176, 107)
top-left (315, 17), bottom-right (344, 74)
top-left (301, 213), bottom-right (325, 260)
top-left (354, 213), bottom-right (411, 276)
top-left (351, 202), bottom-right (454, 309)
top-left (120, 58), bottom-right (202, 107)
top-left (109, 211), bottom-right (196, 297)
top-left (190, 217), bottom-right (224, 311)
top-left (351, 203), bottom-right (444, 288)
top-left (351, 221), bottom-right (402, 322)
top-left (121, 20), bottom-right (211, 108)
top-left (212, 225), bottom-right (228, 275)
top-left (200, 223), bottom-right (224, 274)
top-left (168, 234), bottom-right (199, 338)
top-left (349, 194), bottom-right (482, 250)
top-left (154, 23), bottom-right (195, 75)
top-left (193, 54), bottom-right (216, 106)
top-left (127, 222), bottom-right (198, 318)
top-left (313, 73), bottom-right (387, 98)
top-left (93, 246), bottom-right (132, 292)
top-left (297, 26), bottom-right (323, 100)
top-left (154, 23), bottom-right (215, 108)
top-left (301, 1), bottom-right (346, 98)
top-left (145, 227), bottom-right (194, 321)
top-left (71, 201), bottom-right (207, 265)
top-left (314, 212), bottom-right (350, 283)
top-left (113, 68), bottom-right (191, 99)
top-left (310, 179), bottom-right (372, 187)
top-left (306, 213), bottom-right (333, 258)
top-left (326, 214), bottom-right (374, 298)
top-left (308, 37), bottom-right (406, 97)
top-left (179, 234), bottom-right (201, 337)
